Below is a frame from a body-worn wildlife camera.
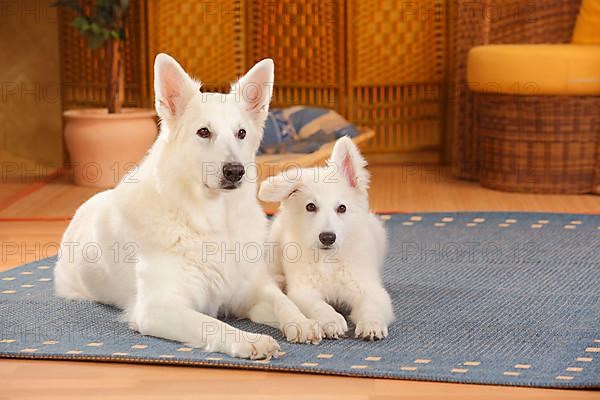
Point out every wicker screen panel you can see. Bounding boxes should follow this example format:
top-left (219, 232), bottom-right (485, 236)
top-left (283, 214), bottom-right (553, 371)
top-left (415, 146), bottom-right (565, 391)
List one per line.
top-left (349, 0), bottom-right (445, 86)
top-left (246, 0), bottom-right (346, 112)
top-left (350, 84), bottom-right (443, 152)
top-left (347, 0), bottom-right (446, 153)
top-left (58, 0), bottom-right (148, 109)
top-left (146, 0), bottom-right (246, 92)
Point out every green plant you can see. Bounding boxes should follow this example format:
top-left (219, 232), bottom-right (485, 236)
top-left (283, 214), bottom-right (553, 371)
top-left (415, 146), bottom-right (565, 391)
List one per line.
top-left (54, 0), bottom-right (130, 113)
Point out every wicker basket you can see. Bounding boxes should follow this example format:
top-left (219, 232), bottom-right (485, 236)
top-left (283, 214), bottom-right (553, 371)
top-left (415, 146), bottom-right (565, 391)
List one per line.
top-left (477, 94), bottom-right (600, 193)
top-left (448, 0), bottom-right (582, 179)
top-left (256, 128), bottom-right (374, 181)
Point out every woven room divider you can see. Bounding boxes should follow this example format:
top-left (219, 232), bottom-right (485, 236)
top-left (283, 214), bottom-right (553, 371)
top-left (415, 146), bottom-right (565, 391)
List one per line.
top-left (57, 0), bottom-right (149, 109)
top-left (58, 0), bottom-right (448, 154)
top-left (346, 0), bottom-right (446, 153)
top-left (146, 0), bottom-right (247, 93)
top-left (246, 0), bottom-right (347, 113)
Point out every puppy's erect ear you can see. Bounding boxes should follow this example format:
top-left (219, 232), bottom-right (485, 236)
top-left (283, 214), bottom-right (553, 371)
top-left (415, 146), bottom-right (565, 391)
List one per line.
top-left (328, 136), bottom-right (370, 192)
top-left (232, 59), bottom-right (274, 125)
top-left (154, 53), bottom-right (199, 119)
top-left (258, 171), bottom-right (301, 202)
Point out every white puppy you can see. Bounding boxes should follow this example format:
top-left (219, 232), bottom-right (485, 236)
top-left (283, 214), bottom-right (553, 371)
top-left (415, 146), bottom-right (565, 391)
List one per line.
top-left (259, 137), bottom-right (394, 340)
top-left (54, 54), bottom-right (322, 360)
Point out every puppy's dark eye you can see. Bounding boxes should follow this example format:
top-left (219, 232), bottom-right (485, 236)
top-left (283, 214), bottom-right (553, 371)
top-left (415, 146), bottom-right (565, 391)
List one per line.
top-left (237, 129), bottom-right (246, 140)
top-left (306, 203), bottom-right (317, 212)
top-left (337, 204), bottom-right (346, 214)
top-left (197, 127), bottom-right (211, 139)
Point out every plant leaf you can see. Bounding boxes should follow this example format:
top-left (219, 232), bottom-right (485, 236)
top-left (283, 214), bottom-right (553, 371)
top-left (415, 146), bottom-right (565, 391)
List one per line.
top-left (52, 0), bottom-right (84, 16)
top-left (59, 0), bottom-right (129, 48)
top-left (90, 22), bottom-right (102, 34)
top-left (85, 33), bottom-right (107, 50)
top-left (72, 16), bottom-right (89, 30)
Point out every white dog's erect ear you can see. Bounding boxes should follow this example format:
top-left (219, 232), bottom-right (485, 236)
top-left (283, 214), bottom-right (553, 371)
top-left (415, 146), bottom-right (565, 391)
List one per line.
top-left (233, 59), bottom-right (274, 123)
top-left (154, 53), bottom-right (199, 119)
top-left (258, 172), bottom-right (301, 202)
top-left (328, 136), bottom-right (370, 192)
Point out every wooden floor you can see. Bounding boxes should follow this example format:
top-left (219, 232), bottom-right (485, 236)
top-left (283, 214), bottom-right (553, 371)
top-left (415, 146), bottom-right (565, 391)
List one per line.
top-left (0, 162), bottom-right (598, 399)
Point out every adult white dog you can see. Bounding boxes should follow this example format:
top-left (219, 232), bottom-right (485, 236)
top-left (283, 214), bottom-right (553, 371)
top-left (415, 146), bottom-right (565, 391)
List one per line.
top-left (259, 137), bottom-right (394, 340)
top-left (54, 54), bottom-right (322, 360)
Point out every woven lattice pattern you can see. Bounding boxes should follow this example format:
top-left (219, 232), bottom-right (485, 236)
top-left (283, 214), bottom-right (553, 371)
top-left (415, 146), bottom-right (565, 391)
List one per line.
top-left (347, 0), bottom-right (446, 152)
top-left (247, 0), bottom-right (345, 110)
top-left (147, 0), bottom-right (246, 91)
top-left (349, 0), bottom-right (445, 85)
top-left (477, 95), bottom-right (600, 194)
top-left (489, 0), bottom-right (579, 44)
top-left (248, 0), bottom-right (340, 86)
top-left (58, 0), bottom-right (148, 109)
top-left (1, 213), bottom-right (600, 388)
top-left (350, 85), bottom-right (441, 151)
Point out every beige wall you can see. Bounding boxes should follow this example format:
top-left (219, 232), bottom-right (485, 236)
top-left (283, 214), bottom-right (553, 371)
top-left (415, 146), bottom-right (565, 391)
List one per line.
top-left (0, 0), bottom-right (63, 172)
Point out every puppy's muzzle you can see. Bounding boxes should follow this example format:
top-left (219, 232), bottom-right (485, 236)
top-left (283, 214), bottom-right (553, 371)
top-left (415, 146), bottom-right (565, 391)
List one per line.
top-left (319, 232), bottom-right (336, 247)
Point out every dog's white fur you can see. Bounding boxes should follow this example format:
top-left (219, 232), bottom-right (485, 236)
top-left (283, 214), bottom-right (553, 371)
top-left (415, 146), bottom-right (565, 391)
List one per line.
top-left (259, 137), bottom-right (394, 340)
top-left (54, 54), bottom-right (322, 360)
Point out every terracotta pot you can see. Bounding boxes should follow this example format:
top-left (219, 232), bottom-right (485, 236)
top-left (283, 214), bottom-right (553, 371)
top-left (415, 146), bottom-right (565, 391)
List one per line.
top-left (63, 108), bottom-right (158, 188)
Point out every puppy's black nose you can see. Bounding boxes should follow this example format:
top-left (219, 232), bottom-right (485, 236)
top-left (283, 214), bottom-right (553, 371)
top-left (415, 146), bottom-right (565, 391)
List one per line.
top-left (319, 232), bottom-right (336, 246)
top-left (222, 162), bottom-right (245, 183)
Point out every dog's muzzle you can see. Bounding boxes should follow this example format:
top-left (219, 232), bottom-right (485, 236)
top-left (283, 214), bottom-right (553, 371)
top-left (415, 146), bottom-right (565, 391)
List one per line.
top-left (319, 232), bottom-right (336, 248)
top-left (221, 162), bottom-right (245, 189)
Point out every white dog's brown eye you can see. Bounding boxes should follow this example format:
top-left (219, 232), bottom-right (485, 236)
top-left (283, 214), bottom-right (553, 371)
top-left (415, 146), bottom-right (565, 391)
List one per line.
top-left (306, 203), bottom-right (317, 212)
top-left (337, 204), bottom-right (346, 214)
top-left (237, 129), bottom-right (246, 140)
top-left (197, 127), bottom-right (211, 139)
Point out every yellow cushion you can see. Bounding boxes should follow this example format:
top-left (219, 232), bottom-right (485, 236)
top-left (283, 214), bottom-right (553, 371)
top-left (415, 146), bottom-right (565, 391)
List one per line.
top-left (573, 0), bottom-right (600, 44)
top-left (467, 45), bottom-right (600, 95)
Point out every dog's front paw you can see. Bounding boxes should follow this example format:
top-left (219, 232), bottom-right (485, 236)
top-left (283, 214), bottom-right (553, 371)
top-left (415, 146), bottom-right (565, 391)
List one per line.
top-left (317, 311), bottom-right (348, 339)
top-left (355, 321), bottom-right (388, 341)
top-left (282, 318), bottom-right (322, 344)
top-left (230, 333), bottom-right (281, 360)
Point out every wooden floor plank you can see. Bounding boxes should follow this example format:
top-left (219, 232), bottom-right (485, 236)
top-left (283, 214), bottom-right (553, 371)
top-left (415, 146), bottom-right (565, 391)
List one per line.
top-left (0, 221), bottom-right (69, 269)
top-left (0, 183), bottom-right (100, 218)
top-left (0, 359), bottom-right (596, 400)
top-left (2, 164), bottom-right (598, 219)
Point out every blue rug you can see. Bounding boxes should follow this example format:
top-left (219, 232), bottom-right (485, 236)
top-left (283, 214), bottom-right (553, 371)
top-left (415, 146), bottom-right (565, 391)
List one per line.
top-left (1, 212), bottom-right (599, 389)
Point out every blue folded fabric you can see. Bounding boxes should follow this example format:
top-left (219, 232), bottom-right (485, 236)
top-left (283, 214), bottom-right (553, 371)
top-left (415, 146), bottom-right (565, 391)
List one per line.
top-left (259, 106), bottom-right (359, 155)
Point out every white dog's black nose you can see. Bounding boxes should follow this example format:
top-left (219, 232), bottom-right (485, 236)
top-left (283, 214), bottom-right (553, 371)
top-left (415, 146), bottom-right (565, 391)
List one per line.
top-left (222, 162), bottom-right (245, 183)
top-left (319, 232), bottom-right (336, 247)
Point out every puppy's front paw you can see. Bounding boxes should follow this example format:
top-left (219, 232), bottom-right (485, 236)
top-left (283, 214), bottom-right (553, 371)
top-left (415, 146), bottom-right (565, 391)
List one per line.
top-left (355, 321), bottom-right (388, 341)
top-left (317, 311), bottom-right (348, 339)
top-left (282, 318), bottom-right (322, 344)
top-left (231, 333), bottom-right (281, 360)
